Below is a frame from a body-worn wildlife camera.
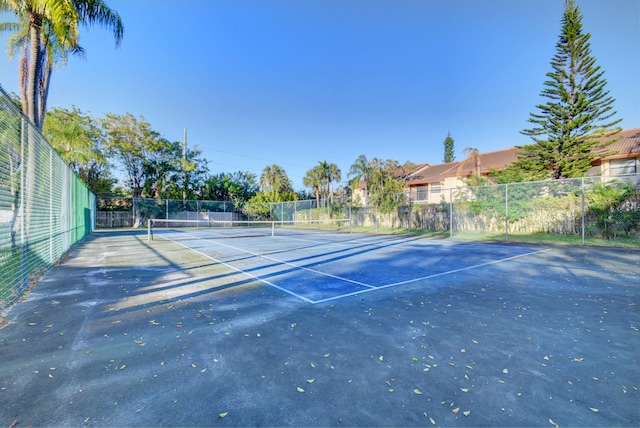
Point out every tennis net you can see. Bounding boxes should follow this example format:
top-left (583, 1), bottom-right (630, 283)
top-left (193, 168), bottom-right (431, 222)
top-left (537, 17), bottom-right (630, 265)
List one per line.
top-left (147, 218), bottom-right (352, 241)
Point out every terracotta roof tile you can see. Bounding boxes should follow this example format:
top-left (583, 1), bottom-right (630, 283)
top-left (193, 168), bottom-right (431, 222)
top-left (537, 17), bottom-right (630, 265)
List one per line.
top-left (592, 128), bottom-right (640, 160)
top-left (442, 147), bottom-right (520, 177)
top-left (403, 128), bottom-right (639, 187)
top-left (407, 162), bottom-right (460, 184)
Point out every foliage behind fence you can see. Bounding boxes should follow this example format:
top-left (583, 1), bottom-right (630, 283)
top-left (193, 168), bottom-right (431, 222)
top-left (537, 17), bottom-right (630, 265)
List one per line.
top-left (448, 177), bottom-right (639, 240)
top-left (98, 176), bottom-right (639, 244)
top-left (0, 85), bottom-right (95, 309)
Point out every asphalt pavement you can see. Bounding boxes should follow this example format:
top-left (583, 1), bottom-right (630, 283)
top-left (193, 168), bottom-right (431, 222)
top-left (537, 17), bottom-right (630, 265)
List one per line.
top-left (1, 230), bottom-right (639, 427)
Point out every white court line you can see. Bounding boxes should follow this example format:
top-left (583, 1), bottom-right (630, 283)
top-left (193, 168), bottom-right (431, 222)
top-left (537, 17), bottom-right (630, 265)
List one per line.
top-left (194, 234), bottom-right (376, 289)
top-left (278, 233), bottom-right (425, 250)
top-left (157, 236), bottom-right (316, 303)
top-left (157, 231), bottom-right (378, 302)
top-left (310, 248), bottom-right (552, 304)
top-left (158, 232), bottom-right (551, 304)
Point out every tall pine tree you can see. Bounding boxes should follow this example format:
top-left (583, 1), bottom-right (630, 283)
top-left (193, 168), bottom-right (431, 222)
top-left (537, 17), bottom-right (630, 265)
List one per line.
top-left (443, 132), bottom-right (455, 163)
top-left (514, 0), bottom-right (621, 180)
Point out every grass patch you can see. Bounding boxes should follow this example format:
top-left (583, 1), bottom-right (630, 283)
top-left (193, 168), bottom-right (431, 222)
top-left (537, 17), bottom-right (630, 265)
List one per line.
top-left (348, 226), bottom-right (450, 238)
top-left (452, 230), bottom-right (640, 247)
top-left (345, 226), bottom-right (640, 247)
top-left (349, 226), bottom-right (413, 235)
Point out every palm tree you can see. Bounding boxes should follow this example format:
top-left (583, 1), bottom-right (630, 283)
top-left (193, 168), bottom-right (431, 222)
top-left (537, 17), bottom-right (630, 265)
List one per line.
top-left (315, 160), bottom-right (341, 205)
top-left (317, 160), bottom-right (330, 203)
top-left (260, 164), bottom-right (291, 193)
top-left (326, 162), bottom-right (341, 204)
top-left (348, 154), bottom-right (371, 204)
top-left (0, 0), bottom-right (123, 129)
top-left (459, 147), bottom-right (481, 177)
top-left (367, 157), bottom-right (388, 196)
top-left (259, 164), bottom-right (295, 203)
top-left (303, 165), bottom-right (324, 207)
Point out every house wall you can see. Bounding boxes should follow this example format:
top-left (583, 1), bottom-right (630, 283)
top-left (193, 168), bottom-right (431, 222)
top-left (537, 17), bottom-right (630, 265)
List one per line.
top-left (410, 183), bottom-right (448, 204)
top-left (409, 176), bottom-right (468, 204)
top-left (600, 157), bottom-right (640, 184)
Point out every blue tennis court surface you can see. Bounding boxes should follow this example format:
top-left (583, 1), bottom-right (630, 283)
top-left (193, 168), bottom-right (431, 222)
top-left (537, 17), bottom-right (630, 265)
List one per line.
top-left (154, 230), bottom-right (546, 303)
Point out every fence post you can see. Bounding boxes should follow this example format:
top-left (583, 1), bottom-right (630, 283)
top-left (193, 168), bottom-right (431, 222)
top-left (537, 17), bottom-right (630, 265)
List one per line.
top-left (505, 183), bottom-right (509, 241)
top-left (449, 188), bottom-right (453, 238)
top-left (20, 117), bottom-right (27, 290)
top-left (581, 177), bottom-right (585, 245)
top-left (407, 197), bottom-right (411, 234)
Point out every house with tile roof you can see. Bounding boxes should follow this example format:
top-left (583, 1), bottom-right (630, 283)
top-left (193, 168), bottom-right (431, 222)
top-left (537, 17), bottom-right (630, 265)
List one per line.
top-left (406, 128), bottom-right (640, 204)
top-left (406, 148), bottom-right (519, 203)
top-left (406, 161), bottom-right (459, 204)
top-left (588, 128), bottom-right (640, 183)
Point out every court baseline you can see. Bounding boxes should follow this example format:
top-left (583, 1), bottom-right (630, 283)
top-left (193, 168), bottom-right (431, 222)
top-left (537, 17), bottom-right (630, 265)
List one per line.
top-left (156, 232), bottom-right (549, 303)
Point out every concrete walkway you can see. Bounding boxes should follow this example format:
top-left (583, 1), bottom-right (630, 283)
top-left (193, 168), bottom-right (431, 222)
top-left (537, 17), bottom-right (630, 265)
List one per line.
top-left (1, 230), bottom-right (639, 426)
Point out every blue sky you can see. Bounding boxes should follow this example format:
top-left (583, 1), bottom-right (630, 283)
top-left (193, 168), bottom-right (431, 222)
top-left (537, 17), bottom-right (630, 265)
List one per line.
top-left (1, 0), bottom-right (639, 191)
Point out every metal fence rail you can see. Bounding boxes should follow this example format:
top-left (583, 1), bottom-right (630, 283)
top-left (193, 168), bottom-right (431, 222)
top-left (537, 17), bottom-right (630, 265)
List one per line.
top-left (0, 85), bottom-right (95, 309)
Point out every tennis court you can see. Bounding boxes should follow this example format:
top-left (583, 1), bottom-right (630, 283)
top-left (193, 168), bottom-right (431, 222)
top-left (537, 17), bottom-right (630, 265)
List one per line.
top-left (148, 219), bottom-right (547, 304)
top-left (1, 229), bottom-right (638, 427)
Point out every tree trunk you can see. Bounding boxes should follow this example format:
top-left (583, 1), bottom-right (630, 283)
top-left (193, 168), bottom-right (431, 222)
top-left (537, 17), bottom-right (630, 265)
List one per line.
top-left (19, 48), bottom-right (29, 114)
top-left (38, 54), bottom-right (53, 130)
top-left (27, 12), bottom-right (42, 128)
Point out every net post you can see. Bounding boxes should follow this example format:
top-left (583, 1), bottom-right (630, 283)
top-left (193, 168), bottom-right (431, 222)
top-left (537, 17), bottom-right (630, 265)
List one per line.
top-left (147, 219), bottom-right (152, 242)
top-left (272, 221), bottom-right (275, 237)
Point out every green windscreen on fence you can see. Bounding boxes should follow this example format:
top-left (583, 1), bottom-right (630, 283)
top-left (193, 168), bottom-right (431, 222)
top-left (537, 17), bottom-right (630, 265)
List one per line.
top-left (0, 85), bottom-right (95, 309)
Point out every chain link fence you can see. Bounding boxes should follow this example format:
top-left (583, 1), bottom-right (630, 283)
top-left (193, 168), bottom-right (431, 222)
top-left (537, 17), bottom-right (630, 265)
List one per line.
top-left (449, 177), bottom-right (640, 241)
top-left (346, 176), bottom-right (639, 242)
top-left (97, 175), bottom-right (639, 244)
top-left (274, 177), bottom-right (639, 242)
top-left (97, 197), bottom-right (275, 228)
top-left (0, 85), bottom-right (95, 309)
top-left (97, 197), bottom-right (348, 227)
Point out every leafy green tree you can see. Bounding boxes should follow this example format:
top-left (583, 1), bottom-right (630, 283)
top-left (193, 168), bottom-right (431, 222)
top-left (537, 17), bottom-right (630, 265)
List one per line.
top-left (42, 106), bottom-right (115, 194)
top-left (367, 158), bottom-right (406, 211)
top-left (141, 137), bottom-right (181, 199)
top-left (164, 143), bottom-right (208, 201)
top-left (101, 113), bottom-right (211, 224)
top-left (242, 191), bottom-right (271, 220)
top-left (515, 0), bottom-right (621, 180)
top-left (0, 0), bottom-right (123, 129)
top-left (493, 165), bottom-right (532, 184)
top-left (443, 132), bottom-right (455, 163)
top-left (587, 181), bottom-right (637, 238)
top-left (101, 113), bottom-right (156, 200)
top-left (201, 171), bottom-right (258, 202)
